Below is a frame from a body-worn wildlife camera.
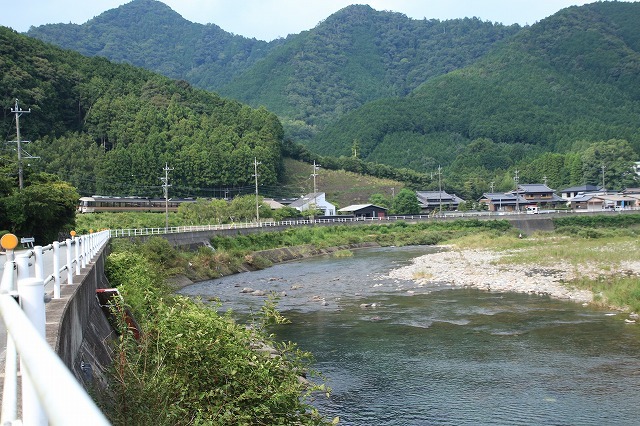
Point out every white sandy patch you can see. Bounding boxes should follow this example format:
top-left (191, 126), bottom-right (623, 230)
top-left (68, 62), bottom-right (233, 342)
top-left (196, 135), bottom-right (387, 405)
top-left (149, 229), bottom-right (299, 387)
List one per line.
top-left (388, 247), bottom-right (596, 303)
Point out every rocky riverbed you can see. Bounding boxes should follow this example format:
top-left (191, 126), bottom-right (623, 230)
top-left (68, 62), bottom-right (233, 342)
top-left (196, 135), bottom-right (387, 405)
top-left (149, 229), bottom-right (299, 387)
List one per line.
top-left (387, 246), bottom-right (603, 303)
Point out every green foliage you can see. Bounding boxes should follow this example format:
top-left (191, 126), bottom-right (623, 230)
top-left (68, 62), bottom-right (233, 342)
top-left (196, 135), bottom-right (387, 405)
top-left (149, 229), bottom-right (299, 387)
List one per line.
top-left (27, 0), bottom-right (278, 90)
top-left (103, 241), bottom-right (330, 425)
top-left (368, 193), bottom-right (392, 209)
top-left (272, 206), bottom-right (301, 222)
top-left (28, 2), bottom-right (519, 142)
top-left (0, 173), bottom-right (79, 243)
top-left (75, 211), bottom-right (185, 234)
top-left (1, 26), bottom-right (284, 199)
top-left (177, 198), bottom-right (229, 225)
top-left (391, 188), bottom-right (421, 215)
top-left (554, 214), bottom-right (640, 230)
top-left (221, 7), bottom-right (519, 137)
top-left (306, 3), bottom-right (640, 198)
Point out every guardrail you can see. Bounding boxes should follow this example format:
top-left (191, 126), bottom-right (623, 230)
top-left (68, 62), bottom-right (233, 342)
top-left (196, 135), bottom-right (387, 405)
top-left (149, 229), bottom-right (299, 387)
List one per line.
top-left (108, 210), bottom-right (569, 238)
top-left (0, 230), bottom-right (111, 425)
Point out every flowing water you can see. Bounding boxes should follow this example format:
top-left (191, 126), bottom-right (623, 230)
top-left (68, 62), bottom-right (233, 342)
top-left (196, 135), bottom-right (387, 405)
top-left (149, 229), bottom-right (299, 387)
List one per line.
top-left (179, 246), bottom-right (640, 425)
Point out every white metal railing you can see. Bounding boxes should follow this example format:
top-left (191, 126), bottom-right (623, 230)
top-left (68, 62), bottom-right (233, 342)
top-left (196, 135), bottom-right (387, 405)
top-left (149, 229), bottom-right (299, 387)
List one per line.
top-left (108, 210), bottom-right (578, 238)
top-left (0, 230), bottom-right (111, 425)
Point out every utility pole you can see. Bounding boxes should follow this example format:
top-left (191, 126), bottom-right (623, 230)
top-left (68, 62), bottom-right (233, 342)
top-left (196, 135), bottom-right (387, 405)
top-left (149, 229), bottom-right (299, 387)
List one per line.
top-left (253, 157), bottom-right (261, 223)
top-left (160, 163), bottom-right (173, 231)
top-left (543, 175), bottom-right (548, 187)
top-left (514, 169), bottom-right (520, 213)
top-left (311, 160), bottom-right (321, 194)
top-left (601, 164), bottom-right (606, 193)
top-left (311, 160), bottom-right (321, 211)
top-left (490, 181), bottom-right (495, 192)
top-left (10, 99), bottom-right (32, 190)
top-left (437, 165), bottom-right (442, 215)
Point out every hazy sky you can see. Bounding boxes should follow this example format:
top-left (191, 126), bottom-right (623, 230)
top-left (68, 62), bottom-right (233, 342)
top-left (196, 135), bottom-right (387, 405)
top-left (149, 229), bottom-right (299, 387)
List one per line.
top-left (1, 0), bottom-right (630, 41)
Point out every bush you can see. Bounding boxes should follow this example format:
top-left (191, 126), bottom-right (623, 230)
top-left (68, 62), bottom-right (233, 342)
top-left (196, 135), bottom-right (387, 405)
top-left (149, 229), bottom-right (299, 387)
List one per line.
top-left (103, 244), bottom-right (331, 425)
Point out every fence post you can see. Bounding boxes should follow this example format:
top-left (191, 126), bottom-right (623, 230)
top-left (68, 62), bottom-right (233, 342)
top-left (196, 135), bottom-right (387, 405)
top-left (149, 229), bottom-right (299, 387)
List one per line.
top-left (52, 241), bottom-right (61, 299)
top-left (65, 238), bottom-right (73, 285)
top-left (74, 236), bottom-right (81, 275)
top-left (34, 246), bottom-right (44, 281)
top-left (81, 235), bottom-right (87, 269)
top-left (18, 277), bottom-right (47, 426)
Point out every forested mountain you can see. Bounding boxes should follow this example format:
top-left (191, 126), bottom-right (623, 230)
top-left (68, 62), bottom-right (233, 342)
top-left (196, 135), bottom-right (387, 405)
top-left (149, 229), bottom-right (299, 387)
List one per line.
top-left (0, 26), bottom-right (285, 198)
top-left (308, 1), bottom-right (640, 196)
top-left (26, 0), bottom-right (520, 141)
top-left (219, 5), bottom-right (520, 138)
top-left (26, 0), bottom-right (279, 89)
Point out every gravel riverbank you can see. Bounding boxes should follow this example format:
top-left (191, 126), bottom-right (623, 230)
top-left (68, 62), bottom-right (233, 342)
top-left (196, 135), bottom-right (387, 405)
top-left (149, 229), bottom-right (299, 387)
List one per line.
top-left (388, 246), bottom-right (597, 303)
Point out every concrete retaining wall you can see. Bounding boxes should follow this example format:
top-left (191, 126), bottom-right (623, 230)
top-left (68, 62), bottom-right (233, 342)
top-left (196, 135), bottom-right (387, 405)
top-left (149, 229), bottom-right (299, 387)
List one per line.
top-left (46, 246), bottom-right (114, 391)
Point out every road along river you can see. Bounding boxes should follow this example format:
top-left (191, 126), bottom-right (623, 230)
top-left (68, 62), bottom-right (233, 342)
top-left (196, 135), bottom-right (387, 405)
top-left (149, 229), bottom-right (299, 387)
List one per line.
top-left (179, 246), bottom-right (640, 426)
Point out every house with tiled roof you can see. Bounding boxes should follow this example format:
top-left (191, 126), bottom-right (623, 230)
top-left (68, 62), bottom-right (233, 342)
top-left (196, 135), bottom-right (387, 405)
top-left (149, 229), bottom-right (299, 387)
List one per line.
top-left (511, 184), bottom-right (564, 207)
top-left (415, 191), bottom-right (465, 212)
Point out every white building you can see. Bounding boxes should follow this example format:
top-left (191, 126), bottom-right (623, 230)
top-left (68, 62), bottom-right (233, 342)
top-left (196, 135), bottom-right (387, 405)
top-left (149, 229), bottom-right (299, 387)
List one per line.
top-left (288, 192), bottom-right (336, 216)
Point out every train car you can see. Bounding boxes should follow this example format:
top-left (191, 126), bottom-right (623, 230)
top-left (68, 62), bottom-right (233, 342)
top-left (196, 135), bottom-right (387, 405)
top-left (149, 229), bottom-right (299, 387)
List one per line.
top-left (78, 196), bottom-right (195, 213)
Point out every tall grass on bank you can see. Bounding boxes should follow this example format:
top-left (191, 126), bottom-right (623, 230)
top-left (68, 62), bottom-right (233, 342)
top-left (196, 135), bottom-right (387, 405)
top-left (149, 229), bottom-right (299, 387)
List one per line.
top-left (103, 247), bottom-right (332, 425)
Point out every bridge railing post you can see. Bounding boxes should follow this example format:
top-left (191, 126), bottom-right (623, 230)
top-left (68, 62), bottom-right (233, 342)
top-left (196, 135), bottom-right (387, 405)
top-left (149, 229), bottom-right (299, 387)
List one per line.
top-left (65, 239), bottom-right (73, 285)
top-left (18, 276), bottom-right (47, 426)
top-left (81, 235), bottom-right (87, 269)
top-left (74, 236), bottom-right (81, 275)
top-left (52, 241), bottom-right (61, 299)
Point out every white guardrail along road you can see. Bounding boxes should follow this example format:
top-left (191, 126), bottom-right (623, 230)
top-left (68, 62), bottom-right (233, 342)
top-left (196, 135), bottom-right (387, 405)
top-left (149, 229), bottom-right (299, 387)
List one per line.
top-left (0, 230), bottom-right (111, 426)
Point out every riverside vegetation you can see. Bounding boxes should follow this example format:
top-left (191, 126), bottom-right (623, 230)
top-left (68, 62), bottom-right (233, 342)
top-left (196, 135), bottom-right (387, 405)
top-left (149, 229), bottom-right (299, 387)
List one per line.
top-left (99, 215), bottom-right (640, 424)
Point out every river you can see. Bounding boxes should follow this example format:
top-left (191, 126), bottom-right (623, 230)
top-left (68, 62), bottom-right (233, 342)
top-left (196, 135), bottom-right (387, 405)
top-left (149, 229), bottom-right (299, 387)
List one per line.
top-left (178, 246), bottom-right (640, 425)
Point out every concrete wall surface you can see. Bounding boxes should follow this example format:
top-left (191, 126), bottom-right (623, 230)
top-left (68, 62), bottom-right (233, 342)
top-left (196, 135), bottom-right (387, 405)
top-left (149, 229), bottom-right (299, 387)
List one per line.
top-left (46, 246), bottom-right (115, 392)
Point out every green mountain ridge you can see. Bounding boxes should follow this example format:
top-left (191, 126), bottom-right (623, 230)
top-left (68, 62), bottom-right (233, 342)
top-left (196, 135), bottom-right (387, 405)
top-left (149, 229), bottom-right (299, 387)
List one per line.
top-left (307, 1), bottom-right (640, 193)
top-left (27, 0), bottom-right (280, 89)
top-left (26, 0), bottom-right (521, 140)
top-left (0, 26), bottom-right (285, 198)
top-left (15, 1), bottom-right (640, 200)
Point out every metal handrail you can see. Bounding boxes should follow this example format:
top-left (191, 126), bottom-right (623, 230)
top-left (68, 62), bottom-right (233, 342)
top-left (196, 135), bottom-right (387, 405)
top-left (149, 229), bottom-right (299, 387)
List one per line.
top-left (107, 210), bottom-right (559, 238)
top-left (0, 294), bottom-right (110, 425)
top-left (0, 229), bottom-right (111, 425)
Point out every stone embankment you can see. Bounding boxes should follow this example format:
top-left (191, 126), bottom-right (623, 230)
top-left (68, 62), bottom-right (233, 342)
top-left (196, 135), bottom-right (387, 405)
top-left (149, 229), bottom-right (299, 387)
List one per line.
top-left (388, 246), bottom-right (598, 303)
top-left (169, 242), bottom-right (380, 289)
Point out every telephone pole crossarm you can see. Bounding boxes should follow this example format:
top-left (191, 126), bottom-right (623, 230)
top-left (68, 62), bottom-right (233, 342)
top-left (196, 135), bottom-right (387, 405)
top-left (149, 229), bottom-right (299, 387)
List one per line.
top-left (160, 163), bottom-right (173, 231)
top-left (10, 99), bottom-right (32, 190)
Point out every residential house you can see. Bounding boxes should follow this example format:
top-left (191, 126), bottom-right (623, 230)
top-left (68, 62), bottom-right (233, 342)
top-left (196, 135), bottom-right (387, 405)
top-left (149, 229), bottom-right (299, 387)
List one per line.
top-left (415, 191), bottom-right (465, 213)
top-left (559, 184), bottom-right (602, 200)
top-left (569, 193), bottom-right (637, 211)
top-left (288, 192), bottom-right (336, 216)
top-left (338, 204), bottom-right (388, 218)
top-left (478, 193), bottom-right (528, 212)
top-left (512, 184), bottom-right (564, 208)
top-left (262, 198), bottom-right (286, 210)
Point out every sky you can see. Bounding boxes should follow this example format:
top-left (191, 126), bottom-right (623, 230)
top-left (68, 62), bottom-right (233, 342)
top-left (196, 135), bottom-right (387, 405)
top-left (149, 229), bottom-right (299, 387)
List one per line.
top-left (0, 0), bottom-right (632, 41)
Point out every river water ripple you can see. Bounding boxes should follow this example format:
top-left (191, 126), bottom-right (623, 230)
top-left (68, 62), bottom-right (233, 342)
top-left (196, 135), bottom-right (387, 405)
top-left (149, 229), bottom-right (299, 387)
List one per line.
top-left (179, 246), bottom-right (640, 425)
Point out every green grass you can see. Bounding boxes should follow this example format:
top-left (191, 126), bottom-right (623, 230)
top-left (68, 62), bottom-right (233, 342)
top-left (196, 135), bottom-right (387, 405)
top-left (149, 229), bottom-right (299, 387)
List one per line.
top-left (281, 158), bottom-right (404, 208)
top-left (447, 230), bottom-right (640, 312)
